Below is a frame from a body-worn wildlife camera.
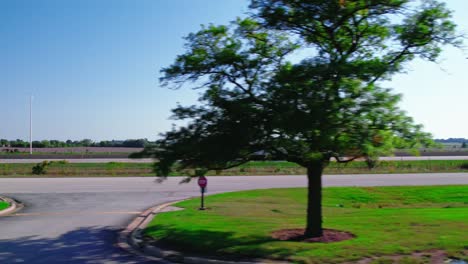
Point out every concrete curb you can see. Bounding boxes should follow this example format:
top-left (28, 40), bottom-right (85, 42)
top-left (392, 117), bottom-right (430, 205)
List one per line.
top-left (0, 196), bottom-right (23, 217)
top-left (118, 199), bottom-right (289, 264)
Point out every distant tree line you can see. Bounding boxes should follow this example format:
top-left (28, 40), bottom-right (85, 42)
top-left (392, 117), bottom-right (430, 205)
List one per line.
top-left (0, 139), bottom-right (152, 148)
top-left (435, 138), bottom-right (468, 143)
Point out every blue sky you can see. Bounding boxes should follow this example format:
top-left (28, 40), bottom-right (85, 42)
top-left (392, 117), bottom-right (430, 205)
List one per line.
top-left (1, 0), bottom-right (467, 141)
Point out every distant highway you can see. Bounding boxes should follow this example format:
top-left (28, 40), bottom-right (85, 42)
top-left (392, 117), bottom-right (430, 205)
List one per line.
top-left (1, 156), bottom-right (468, 164)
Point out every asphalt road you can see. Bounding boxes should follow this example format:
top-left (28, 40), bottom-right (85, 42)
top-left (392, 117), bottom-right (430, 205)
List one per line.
top-left (2, 155), bottom-right (468, 163)
top-left (1, 174), bottom-right (468, 264)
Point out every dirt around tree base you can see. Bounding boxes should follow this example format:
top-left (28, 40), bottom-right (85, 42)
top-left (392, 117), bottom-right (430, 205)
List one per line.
top-left (271, 228), bottom-right (355, 243)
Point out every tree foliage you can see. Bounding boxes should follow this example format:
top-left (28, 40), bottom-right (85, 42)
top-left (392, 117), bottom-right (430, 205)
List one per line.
top-left (153, 18), bottom-right (300, 175)
top-left (142, 0), bottom-right (461, 237)
top-left (150, 0), bottom-right (460, 175)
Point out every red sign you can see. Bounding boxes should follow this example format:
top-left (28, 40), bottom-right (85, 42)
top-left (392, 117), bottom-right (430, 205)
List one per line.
top-left (198, 176), bottom-right (207, 188)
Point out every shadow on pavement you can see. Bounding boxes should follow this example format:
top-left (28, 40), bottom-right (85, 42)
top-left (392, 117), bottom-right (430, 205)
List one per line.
top-left (0, 226), bottom-right (157, 264)
top-left (145, 225), bottom-right (290, 261)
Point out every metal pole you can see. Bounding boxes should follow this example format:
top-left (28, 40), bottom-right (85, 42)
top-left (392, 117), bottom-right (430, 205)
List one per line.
top-left (29, 95), bottom-right (32, 155)
top-left (200, 188), bottom-right (205, 210)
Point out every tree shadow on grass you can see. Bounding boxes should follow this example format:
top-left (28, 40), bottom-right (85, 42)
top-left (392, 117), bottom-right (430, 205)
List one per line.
top-left (145, 225), bottom-right (293, 261)
top-left (0, 226), bottom-right (157, 264)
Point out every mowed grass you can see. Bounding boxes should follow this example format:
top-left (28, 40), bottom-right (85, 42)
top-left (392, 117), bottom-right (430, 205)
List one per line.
top-left (0, 162), bottom-right (155, 177)
top-left (226, 159), bottom-right (468, 176)
top-left (0, 201), bottom-right (10, 211)
top-left (145, 186), bottom-right (468, 263)
top-left (1, 159), bottom-right (468, 177)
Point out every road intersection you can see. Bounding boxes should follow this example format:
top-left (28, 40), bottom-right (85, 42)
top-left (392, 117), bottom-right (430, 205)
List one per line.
top-left (1, 173), bottom-right (468, 263)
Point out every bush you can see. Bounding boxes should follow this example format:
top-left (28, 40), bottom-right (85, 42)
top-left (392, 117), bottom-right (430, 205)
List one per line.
top-left (32, 161), bottom-right (50, 175)
top-left (460, 163), bottom-right (468, 170)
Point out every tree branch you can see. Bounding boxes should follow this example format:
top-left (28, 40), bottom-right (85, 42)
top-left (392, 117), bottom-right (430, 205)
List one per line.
top-left (333, 155), bottom-right (361, 163)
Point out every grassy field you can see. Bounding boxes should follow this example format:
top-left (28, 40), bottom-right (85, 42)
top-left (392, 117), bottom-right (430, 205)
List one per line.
top-left (0, 147), bottom-right (141, 159)
top-left (0, 201), bottom-right (10, 211)
top-left (1, 160), bottom-right (468, 177)
top-left (144, 186), bottom-right (468, 264)
top-left (0, 162), bottom-right (154, 177)
top-left (223, 160), bottom-right (468, 176)
top-left (0, 153), bottom-right (132, 159)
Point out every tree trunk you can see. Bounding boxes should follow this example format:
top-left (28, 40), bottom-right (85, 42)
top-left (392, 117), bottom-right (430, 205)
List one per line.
top-left (304, 162), bottom-right (324, 237)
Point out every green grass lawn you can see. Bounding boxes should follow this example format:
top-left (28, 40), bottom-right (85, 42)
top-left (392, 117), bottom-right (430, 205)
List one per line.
top-left (144, 186), bottom-right (468, 264)
top-left (0, 201), bottom-right (10, 211)
top-left (1, 159), bottom-right (468, 177)
top-left (0, 162), bottom-right (155, 177)
top-left (224, 159), bottom-right (468, 176)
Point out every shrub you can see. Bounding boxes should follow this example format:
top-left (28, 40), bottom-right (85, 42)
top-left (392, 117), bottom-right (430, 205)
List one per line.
top-left (460, 163), bottom-right (468, 170)
top-left (32, 161), bottom-right (50, 175)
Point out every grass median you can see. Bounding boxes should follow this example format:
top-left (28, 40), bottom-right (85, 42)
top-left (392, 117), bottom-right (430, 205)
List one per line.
top-left (1, 159), bottom-right (468, 177)
top-left (0, 201), bottom-right (10, 211)
top-left (144, 185), bottom-right (468, 263)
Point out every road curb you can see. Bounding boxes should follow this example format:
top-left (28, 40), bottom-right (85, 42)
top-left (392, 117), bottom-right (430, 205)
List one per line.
top-left (0, 196), bottom-right (23, 217)
top-left (117, 198), bottom-right (288, 264)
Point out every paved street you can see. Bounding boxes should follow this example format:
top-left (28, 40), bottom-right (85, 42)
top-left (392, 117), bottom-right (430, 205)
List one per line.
top-left (2, 155), bottom-right (468, 163)
top-left (1, 174), bottom-right (468, 263)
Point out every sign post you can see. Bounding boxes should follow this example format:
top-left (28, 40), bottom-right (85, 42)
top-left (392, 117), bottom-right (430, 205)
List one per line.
top-left (197, 176), bottom-right (208, 210)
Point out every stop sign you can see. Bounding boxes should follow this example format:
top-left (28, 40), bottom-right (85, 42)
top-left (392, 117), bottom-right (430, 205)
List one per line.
top-left (198, 176), bottom-right (207, 188)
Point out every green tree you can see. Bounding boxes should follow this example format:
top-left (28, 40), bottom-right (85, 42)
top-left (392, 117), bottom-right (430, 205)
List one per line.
top-left (40, 140), bottom-right (51, 148)
top-left (123, 139), bottom-right (148, 148)
top-left (79, 139), bottom-right (93, 147)
top-left (462, 142), bottom-right (467, 148)
top-left (11, 139), bottom-right (27, 148)
top-left (143, 0), bottom-right (460, 238)
top-left (0, 139), bottom-right (8, 147)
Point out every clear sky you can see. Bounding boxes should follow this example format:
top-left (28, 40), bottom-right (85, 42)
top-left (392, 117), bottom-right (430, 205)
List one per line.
top-left (1, 0), bottom-right (467, 141)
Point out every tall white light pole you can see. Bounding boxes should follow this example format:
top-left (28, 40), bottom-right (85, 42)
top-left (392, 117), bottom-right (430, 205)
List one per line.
top-left (30, 95), bottom-right (33, 155)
